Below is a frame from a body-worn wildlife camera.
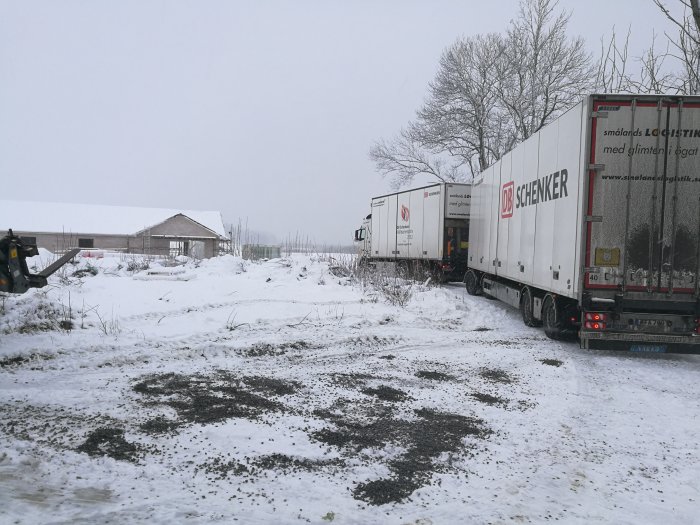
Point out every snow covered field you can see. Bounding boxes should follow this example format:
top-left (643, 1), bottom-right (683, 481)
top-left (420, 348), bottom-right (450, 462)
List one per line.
top-left (1, 252), bottom-right (698, 524)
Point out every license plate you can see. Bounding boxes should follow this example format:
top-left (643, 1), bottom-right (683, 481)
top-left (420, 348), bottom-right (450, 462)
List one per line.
top-left (637, 319), bottom-right (666, 327)
top-left (630, 344), bottom-right (667, 353)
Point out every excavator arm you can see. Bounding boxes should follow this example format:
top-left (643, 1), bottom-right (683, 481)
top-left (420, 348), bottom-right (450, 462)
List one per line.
top-left (0, 230), bottom-right (79, 294)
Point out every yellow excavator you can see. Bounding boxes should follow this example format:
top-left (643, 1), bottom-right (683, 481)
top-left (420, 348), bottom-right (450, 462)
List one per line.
top-left (0, 230), bottom-right (79, 294)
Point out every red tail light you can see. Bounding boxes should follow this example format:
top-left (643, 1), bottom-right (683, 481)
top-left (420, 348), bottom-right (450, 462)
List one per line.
top-left (585, 312), bottom-right (608, 322)
top-left (584, 313), bottom-right (608, 330)
top-left (695, 317), bottom-right (700, 335)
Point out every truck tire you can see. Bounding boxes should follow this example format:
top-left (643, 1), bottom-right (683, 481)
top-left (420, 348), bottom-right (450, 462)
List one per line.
top-left (520, 288), bottom-right (542, 327)
top-left (464, 270), bottom-right (482, 296)
top-left (543, 295), bottom-right (566, 340)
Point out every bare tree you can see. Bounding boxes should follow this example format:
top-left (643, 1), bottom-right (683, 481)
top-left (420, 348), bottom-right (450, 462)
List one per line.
top-left (596, 27), bottom-right (634, 93)
top-left (654, 0), bottom-right (700, 43)
top-left (370, 34), bottom-right (509, 187)
top-left (597, 1), bottom-right (699, 95)
top-left (498, 0), bottom-right (595, 141)
top-left (369, 127), bottom-right (461, 190)
top-left (633, 35), bottom-right (678, 93)
top-left (651, 0), bottom-right (700, 93)
top-left (370, 0), bottom-right (594, 188)
top-left (414, 34), bottom-right (516, 176)
top-left (676, 23), bottom-right (700, 93)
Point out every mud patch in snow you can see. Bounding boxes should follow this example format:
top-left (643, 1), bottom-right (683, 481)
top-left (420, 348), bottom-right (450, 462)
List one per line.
top-left (328, 372), bottom-right (379, 388)
top-left (133, 371), bottom-right (300, 427)
top-left (249, 453), bottom-right (345, 475)
top-left (345, 335), bottom-right (400, 348)
top-left (471, 392), bottom-right (508, 407)
top-left (197, 457), bottom-right (250, 480)
top-left (76, 427), bottom-right (141, 463)
top-left (362, 385), bottom-right (411, 402)
top-left (310, 405), bottom-right (489, 505)
top-left (139, 416), bottom-right (181, 435)
top-left (238, 340), bottom-right (311, 358)
top-left (540, 358), bottom-right (563, 367)
top-left (0, 402), bottom-right (126, 452)
top-left (479, 367), bottom-right (515, 384)
top-left (415, 370), bottom-right (454, 381)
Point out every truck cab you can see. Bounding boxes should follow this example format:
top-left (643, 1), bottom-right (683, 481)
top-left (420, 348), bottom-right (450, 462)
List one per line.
top-left (354, 214), bottom-right (371, 260)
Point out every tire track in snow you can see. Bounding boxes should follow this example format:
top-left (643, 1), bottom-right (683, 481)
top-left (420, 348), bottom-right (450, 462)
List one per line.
top-left (119, 298), bottom-right (368, 323)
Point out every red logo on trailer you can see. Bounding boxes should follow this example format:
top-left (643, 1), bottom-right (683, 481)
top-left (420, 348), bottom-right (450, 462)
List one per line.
top-left (501, 181), bottom-right (514, 218)
top-left (400, 205), bottom-right (410, 222)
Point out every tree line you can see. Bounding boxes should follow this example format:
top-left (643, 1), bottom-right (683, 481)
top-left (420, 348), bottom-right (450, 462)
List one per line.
top-left (371, 0), bottom-right (700, 189)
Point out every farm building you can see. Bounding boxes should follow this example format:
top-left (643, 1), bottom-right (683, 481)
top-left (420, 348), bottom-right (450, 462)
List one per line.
top-left (0, 200), bottom-right (227, 259)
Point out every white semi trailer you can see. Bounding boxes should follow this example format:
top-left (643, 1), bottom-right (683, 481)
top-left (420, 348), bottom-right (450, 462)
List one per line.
top-left (355, 183), bottom-right (471, 280)
top-left (465, 94), bottom-right (700, 353)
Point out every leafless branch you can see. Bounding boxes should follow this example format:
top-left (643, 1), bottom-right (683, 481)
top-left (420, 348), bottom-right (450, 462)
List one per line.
top-left (653, 0), bottom-right (700, 46)
top-left (371, 0), bottom-right (600, 188)
top-left (369, 128), bottom-right (462, 189)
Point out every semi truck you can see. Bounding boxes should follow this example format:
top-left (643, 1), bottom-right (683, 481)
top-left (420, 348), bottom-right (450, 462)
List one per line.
top-left (355, 183), bottom-right (471, 281)
top-left (464, 93), bottom-right (700, 353)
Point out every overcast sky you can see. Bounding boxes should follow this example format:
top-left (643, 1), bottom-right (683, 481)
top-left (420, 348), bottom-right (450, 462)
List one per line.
top-left (0, 0), bottom-right (680, 244)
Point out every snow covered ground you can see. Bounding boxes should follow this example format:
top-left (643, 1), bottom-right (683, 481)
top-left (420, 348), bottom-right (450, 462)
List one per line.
top-left (1, 252), bottom-right (698, 524)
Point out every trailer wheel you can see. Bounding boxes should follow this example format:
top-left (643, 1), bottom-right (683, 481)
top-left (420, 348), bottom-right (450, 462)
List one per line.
top-left (520, 288), bottom-right (542, 327)
top-left (543, 295), bottom-right (567, 340)
top-left (464, 270), bottom-right (482, 296)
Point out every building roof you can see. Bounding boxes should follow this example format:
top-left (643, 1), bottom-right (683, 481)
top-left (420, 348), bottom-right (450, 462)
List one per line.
top-left (0, 200), bottom-right (227, 237)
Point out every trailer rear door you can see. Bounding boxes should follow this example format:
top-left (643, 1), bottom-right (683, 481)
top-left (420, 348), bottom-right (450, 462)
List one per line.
top-left (370, 196), bottom-right (390, 258)
top-left (586, 97), bottom-right (700, 297)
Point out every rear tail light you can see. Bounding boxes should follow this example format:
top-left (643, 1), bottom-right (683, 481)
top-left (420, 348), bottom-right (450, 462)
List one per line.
top-left (584, 312), bottom-right (608, 330)
top-left (585, 312), bottom-right (608, 322)
top-left (695, 317), bottom-right (700, 335)
top-left (584, 321), bottom-right (606, 330)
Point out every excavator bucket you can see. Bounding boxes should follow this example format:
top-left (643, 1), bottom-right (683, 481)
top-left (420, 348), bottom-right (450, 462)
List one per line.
top-left (0, 230), bottom-right (80, 294)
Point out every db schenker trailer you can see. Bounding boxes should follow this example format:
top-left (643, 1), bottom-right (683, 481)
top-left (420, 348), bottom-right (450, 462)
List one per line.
top-left (464, 94), bottom-right (700, 353)
top-left (355, 183), bottom-right (471, 281)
